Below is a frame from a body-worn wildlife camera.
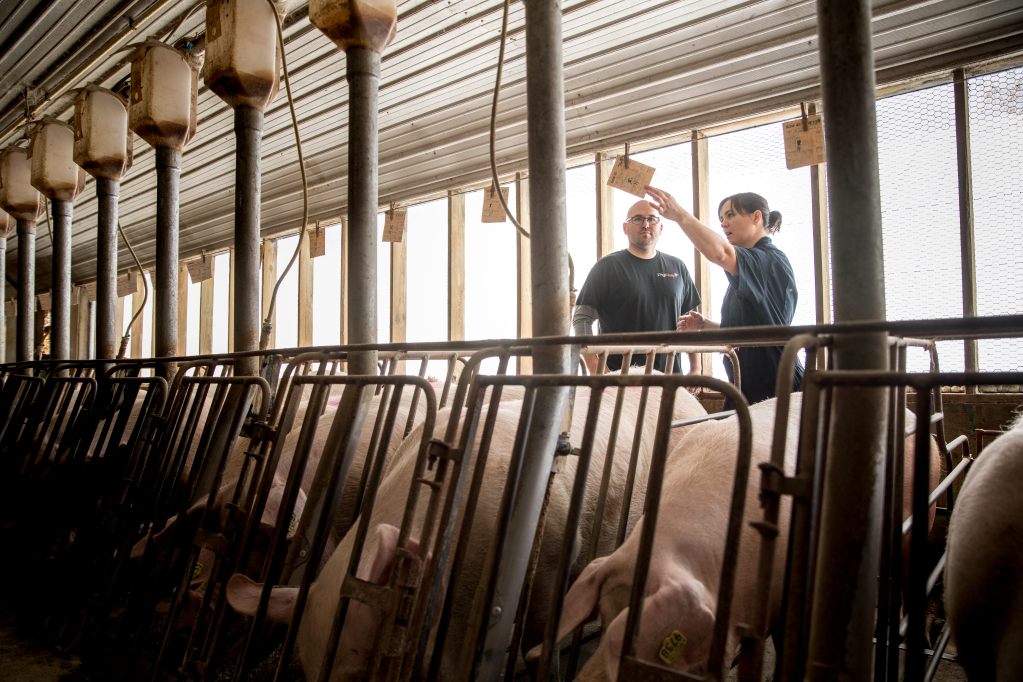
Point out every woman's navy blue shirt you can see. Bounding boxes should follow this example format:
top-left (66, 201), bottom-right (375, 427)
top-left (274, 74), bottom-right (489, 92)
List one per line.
top-left (721, 236), bottom-right (803, 406)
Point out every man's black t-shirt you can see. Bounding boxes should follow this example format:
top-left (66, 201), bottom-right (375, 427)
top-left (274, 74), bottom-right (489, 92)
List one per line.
top-left (576, 249), bottom-right (701, 373)
top-left (721, 236), bottom-right (803, 405)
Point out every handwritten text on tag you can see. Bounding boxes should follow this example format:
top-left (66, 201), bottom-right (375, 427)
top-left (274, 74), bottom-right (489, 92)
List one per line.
top-left (117, 272), bottom-right (138, 298)
top-left (783, 114), bottom-right (826, 169)
top-left (481, 187), bottom-right (510, 223)
top-left (383, 210), bottom-right (407, 243)
top-left (606, 156), bottom-right (656, 198)
top-left (187, 256), bottom-right (213, 283)
top-left (37, 291), bottom-right (52, 311)
top-left (307, 227), bottom-right (326, 258)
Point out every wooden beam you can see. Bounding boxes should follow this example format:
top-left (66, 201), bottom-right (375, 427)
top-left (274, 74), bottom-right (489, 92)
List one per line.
top-left (340, 217), bottom-right (348, 345)
top-left (808, 104), bottom-right (832, 370)
top-left (596, 153), bottom-right (615, 259)
top-left (199, 259), bottom-right (215, 355)
top-left (261, 239), bottom-right (277, 350)
top-left (131, 271), bottom-right (144, 359)
top-left (448, 190), bottom-right (465, 342)
top-left (299, 231), bottom-right (313, 347)
top-left (953, 69), bottom-right (979, 385)
top-left (391, 232), bottom-right (407, 372)
top-left (517, 173), bottom-right (532, 375)
top-left (691, 130), bottom-right (713, 375)
top-left (228, 249), bottom-right (235, 352)
top-left (178, 262), bottom-right (189, 355)
top-left (115, 287), bottom-right (125, 355)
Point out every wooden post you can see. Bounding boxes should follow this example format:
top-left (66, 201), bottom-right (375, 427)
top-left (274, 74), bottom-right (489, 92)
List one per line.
top-left (953, 69), bottom-right (979, 388)
top-left (596, 152), bottom-right (615, 260)
top-left (199, 259), bottom-right (215, 355)
top-left (809, 104), bottom-right (832, 370)
top-left (261, 239), bottom-right (277, 350)
top-left (71, 287), bottom-right (88, 360)
top-left (299, 232), bottom-right (314, 347)
top-left (115, 287), bottom-right (125, 353)
top-left (448, 190), bottom-right (465, 342)
top-left (691, 130), bottom-right (713, 375)
top-left (228, 249), bottom-right (235, 352)
top-left (517, 172), bottom-right (533, 374)
top-left (391, 233), bottom-right (407, 372)
top-left (131, 271), bottom-right (144, 359)
top-left (177, 262), bottom-right (189, 355)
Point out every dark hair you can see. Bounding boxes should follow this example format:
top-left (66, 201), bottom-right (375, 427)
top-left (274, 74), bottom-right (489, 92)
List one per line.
top-left (718, 192), bottom-right (782, 234)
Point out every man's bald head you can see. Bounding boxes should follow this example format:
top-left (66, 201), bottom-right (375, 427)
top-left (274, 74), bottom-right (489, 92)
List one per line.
top-left (627, 200), bottom-right (659, 220)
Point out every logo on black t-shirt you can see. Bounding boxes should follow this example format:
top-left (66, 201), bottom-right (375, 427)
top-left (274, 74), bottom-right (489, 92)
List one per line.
top-left (657, 273), bottom-right (678, 278)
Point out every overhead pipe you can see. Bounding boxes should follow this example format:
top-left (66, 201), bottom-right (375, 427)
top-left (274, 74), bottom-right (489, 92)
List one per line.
top-left (309, 0), bottom-right (397, 376)
top-left (73, 85), bottom-right (133, 362)
top-left (0, 145), bottom-right (42, 363)
top-left (473, 0), bottom-right (572, 677)
top-left (804, 0), bottom-right (891, 680)
top-left (127, 39), bottom-right (201, 376)
top-left (29, 117), bottom-right (87, 362)
top-left (205, 0), bottom-right (282, 377)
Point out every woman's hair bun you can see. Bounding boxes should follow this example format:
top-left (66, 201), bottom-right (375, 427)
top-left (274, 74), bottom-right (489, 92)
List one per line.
top-left (767, 210), bottom-right (783, 233)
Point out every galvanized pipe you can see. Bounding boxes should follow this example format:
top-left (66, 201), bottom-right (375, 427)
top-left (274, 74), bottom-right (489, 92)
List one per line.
top-left (234, 106), bottom-right (262, 377)
top-left (16, 219), bottom-right (35, 362)
top-left (804, 1), bottom-right (890, 679)
top-left (475, 0), bottom-right (571, 676)
top-left (0, 233), bottom-right (6, 362)
top-left (155, 146), bottom-right (180, 375)
top-left (95, 178), bottom-right (118, 360)
top-left (50, 199), bottom-right (72, 362)
top-left (345, 47), bottom-right (380, 376)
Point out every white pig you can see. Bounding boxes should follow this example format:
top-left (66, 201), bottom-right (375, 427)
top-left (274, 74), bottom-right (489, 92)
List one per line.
top-left (945, 415), bottom-right (1023, 681)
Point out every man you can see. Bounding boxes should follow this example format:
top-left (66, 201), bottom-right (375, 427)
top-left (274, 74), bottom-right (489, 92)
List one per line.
top-left (574, 199), bottom-right (702, 380)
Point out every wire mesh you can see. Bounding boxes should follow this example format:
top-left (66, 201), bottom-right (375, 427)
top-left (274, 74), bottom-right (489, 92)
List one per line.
top-left (877, 83), bottom-right (965, 373)
top-left (970, 66), bottom-right (1023, 374)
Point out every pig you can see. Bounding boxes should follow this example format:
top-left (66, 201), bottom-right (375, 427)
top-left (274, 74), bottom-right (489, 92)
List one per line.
top-left (945, 415), bottom-right (1023, 681)
top-left (226, 379), bottom-right (706, 681)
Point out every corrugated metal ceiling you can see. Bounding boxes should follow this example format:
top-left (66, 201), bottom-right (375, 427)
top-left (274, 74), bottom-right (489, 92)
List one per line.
top-left (1, 0), bottom-right (1022, 296)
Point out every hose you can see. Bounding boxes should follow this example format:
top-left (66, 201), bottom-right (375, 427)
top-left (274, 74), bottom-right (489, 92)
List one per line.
top-left (258, 0), bottom-right (308, 352)
top-left (116, 220), bottom-right (150, 359)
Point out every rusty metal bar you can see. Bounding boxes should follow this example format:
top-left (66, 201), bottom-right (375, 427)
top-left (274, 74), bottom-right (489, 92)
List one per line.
top-left (615, 351), bottom-right (655, 548)
top-left (905, 389), bottom-right (932, 681)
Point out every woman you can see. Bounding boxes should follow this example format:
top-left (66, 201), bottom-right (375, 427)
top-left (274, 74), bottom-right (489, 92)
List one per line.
top-left (644, 187), bottom-right (802, 406)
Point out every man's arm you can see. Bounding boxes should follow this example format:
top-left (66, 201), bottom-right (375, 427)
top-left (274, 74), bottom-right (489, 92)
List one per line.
top-left (573, 304), bottom-right (602, 375)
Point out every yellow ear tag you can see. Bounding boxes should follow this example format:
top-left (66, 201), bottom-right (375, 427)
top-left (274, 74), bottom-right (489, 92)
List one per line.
top-left (191, 561), bottom-right (203, 580)
top-left (289, 512), bottom-right (298, 533)
top-left (659, 630), bottom-right (687, 665)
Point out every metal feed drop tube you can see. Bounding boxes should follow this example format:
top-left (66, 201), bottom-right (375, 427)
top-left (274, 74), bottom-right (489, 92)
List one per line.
top-left (474, 0), bottom-right (571, 677)
top-left (16, 219), bottom-right (35, 361)
top-left (128, 39), bottom-right (199, 376)
top-left (205, 0), bottom-right (279, 376)
top-left (805, 1), bottom-right (890, 680)
top-left (49, 199), bottom-right (72, 361)
top-left (95, 178), bottom-right (118, 360)
top-left (0, 216), bottom-right (6, 362)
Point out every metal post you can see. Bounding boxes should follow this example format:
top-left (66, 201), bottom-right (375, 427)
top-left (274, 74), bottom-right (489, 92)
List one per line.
top-left (95, 179), bottom-right (118, 360)
top-left (50, 198), bottom-right (72, 362)
top-left (475, 0), bottom-right (571, 676)
top-left (953, 69), bottom-right (979, 387)
top-left (16, 220), bottom-right (35, 362)
top-left (0, 234), bottom-right (6, 362)
top-left (155, 146), bottom-right (181, 375)
top-left (345, 46), bottom-right (380, 376)
top-left (234, 106), bottom-right (262, 376)
top-left (805, 1), bottom-right (890, 680)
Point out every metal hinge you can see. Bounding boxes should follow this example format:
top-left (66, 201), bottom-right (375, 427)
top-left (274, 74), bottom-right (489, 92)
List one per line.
top-left (758, 462), bottom-right (811, 501)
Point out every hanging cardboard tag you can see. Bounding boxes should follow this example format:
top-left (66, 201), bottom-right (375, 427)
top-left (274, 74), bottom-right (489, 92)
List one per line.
top-left (37, 291), bottom-right (52, 312)
top-left (481, 186), bottom-right (510, 223)
top-left (84, 281), bottom-right (98, 302)
top-left (187, 255), bottom-right (213, 283)
top-left (606, 155), bottom-right (656, 198)
top-left (382, 210), bottom-right (407, 243)
top-left (783, 113), bottom-right (825, 169)
top-left (5, 299), bottom-right (15, 317)
top-left (308, 223), bottom-right (326, 258)
top-left (117, 271), bottom-right (138, 297)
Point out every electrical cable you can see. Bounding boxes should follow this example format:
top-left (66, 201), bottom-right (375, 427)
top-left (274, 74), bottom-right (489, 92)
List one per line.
top-left (116, 220), bottom-right (149, 359)
top-left (259, 0), bottom-right (309, 351)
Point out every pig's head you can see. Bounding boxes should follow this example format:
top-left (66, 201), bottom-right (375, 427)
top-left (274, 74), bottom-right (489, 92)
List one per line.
top-left (528, 555), bottom-right (715, 680)
top-left (226, 523), bottom-right (423, 682)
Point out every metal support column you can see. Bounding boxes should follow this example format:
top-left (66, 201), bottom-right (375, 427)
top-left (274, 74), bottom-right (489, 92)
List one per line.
top-left (234, 106), bottom-right (262, 376)
top-left (155, 146), bottom-right (181, 375)
top-left (953, 68), bottom-right (979, 387)
top-left (475, 0), bottom-right (571, 676)
top-left (50, 198), bottom-right (73, 362)
top-left (805, 1), bottom-right (890, 680)
top-left (0, 233), bottom-right (6, 362)
top-left (16, 220), bottom-right (35, 362)
top-left (95, 179), bottom-right (118, 360)
top-left (345, 46), bottom-right (380, 376)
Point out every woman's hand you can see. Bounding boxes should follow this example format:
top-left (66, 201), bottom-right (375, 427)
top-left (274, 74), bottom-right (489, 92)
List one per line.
top-left (645, 186), bottom-right (692, 226)
top-left (677, 311), bottom-right (705, 332)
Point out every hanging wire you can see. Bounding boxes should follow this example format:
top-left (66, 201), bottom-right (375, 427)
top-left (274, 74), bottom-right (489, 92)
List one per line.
top-left (116, 220), bottom-right (150, 359)
top-left (162, 0), bottom-right (206, 43)
top-left (259, 0), bottom-right (309, 351)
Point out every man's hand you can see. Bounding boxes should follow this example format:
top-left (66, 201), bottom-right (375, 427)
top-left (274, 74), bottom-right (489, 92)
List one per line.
top-left (678, 311), bottom-right (706, 332)
top-left (645, 186), bottom-right (694, 226)
top-left (686, 368), bottom-right (703, 397)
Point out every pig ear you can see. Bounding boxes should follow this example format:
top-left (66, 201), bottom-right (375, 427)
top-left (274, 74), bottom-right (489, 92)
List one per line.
top-left (552, 556), bottom-right (610, 643)
top-left (225, 573), bottom-right (297, 623)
